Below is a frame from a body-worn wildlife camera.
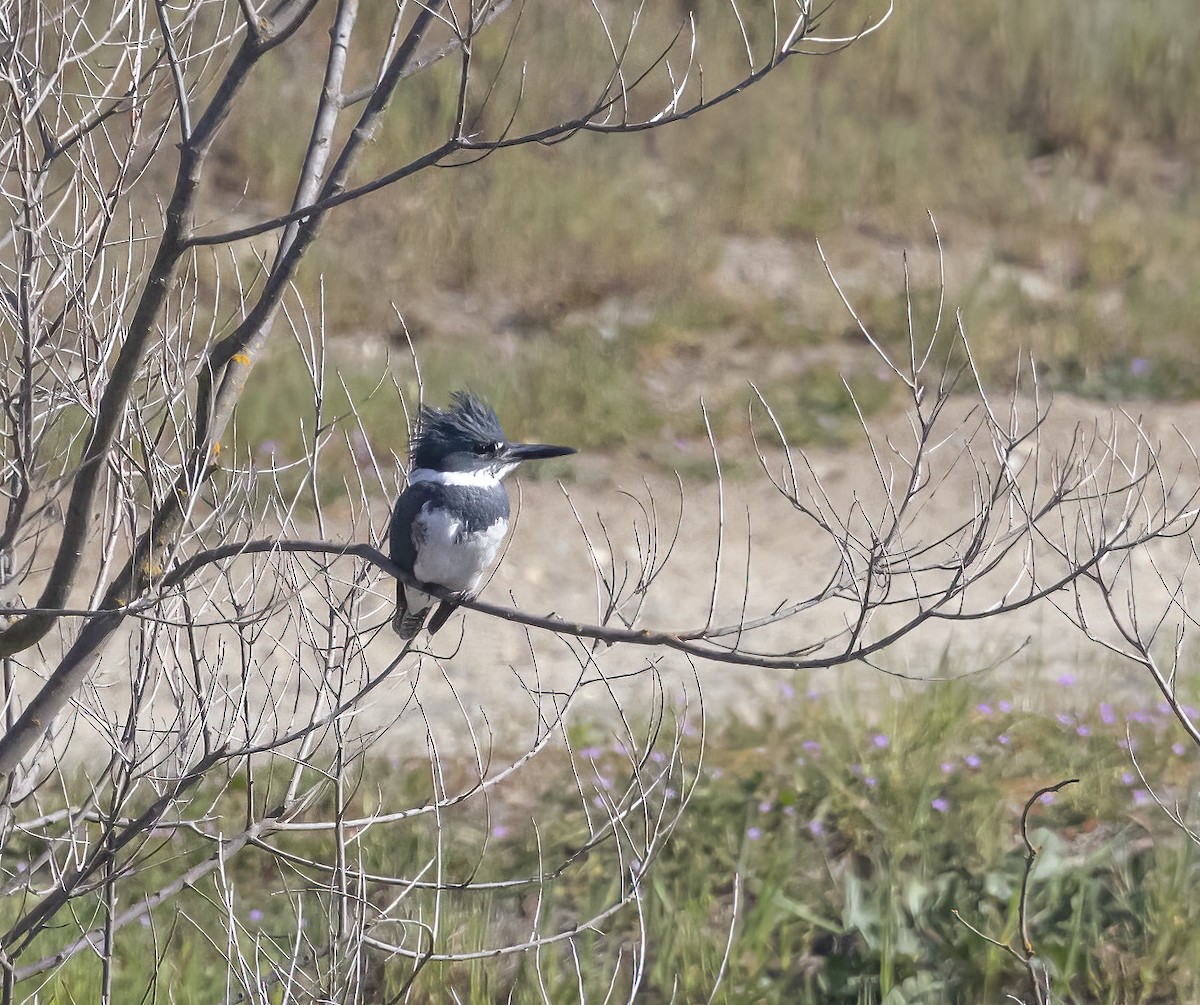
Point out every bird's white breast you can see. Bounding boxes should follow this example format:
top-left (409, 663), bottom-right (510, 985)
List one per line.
top-left (412, 504), bottom-right (507, 594)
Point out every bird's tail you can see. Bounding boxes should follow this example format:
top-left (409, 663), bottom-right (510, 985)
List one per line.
top-left (393, 608), bottom-right (428, 640)
top-left (393, 582), bottom-right (430, 640)
top-left (426, 599), bottom-right (461, 636)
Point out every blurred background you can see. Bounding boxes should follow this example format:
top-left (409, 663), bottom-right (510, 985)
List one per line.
top-left (203, 0), bottom-right (1199, 478)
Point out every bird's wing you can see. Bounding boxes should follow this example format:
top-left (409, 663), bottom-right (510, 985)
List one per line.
top-left (390, 484), bottom-right (438, 636)
top-left (389, 483), bottom-right (435, 579)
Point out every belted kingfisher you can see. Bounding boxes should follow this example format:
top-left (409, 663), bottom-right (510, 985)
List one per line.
top-left (389, 391), bottom-right (576, 639)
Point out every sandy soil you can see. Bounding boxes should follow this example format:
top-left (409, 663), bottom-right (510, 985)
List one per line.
top-left (289, 390), bottom-right (1200, 761)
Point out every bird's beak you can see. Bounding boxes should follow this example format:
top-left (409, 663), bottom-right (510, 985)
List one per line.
top-left (502, 442), bottom-right (577, 463)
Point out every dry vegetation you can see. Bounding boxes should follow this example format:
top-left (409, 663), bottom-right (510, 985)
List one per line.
top-left (3, 1), bottom-right (1200, 1001)
top-left (215, 0), bottom-right (1200, 469)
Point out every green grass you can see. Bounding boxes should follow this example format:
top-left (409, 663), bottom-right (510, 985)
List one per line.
top-left (227, 323), bottom-right (658, 499)
top-left (229, 323), bottom-right (907, 501)
top-left (12, 674), bottom-right (1200, 1002)
top-left (199, 0), bottom-right (1200, 464)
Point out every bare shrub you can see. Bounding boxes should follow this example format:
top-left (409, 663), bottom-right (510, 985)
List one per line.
top-left (0, 2), bottom-right (1194, 1001)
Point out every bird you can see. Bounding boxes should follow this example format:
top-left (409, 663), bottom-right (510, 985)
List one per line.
top-left (389, 391), bottom-right (576, 639)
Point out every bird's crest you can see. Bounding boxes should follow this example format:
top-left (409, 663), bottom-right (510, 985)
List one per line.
top-left (410, 391), bottom-right (505, 467)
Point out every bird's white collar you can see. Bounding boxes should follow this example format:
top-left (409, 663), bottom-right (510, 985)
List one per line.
top-left (407, 466), bottom-right (512, 488)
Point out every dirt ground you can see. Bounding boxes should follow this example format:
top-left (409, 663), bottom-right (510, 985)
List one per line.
top-left (303, 389), bottom-right (1200, 762)
top-left (33, 385), bottom-right (1200, 771)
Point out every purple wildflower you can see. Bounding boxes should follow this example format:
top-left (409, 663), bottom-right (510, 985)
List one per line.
top-left (747, 827), bottom-right (763, 842)
top-left (1039, 792), bottom-right (1056, 806)
top-left (976, 703), bottom-right (993, 716)
top-left (808, 818), bottom-right (825, 837)
top-left (1173, 742), bottom-right (1187, 756)
top-left (964, 754), bottom-right (982, 769)
top-left (248, 908), bottom-right (264, 923)
top-left (802, 740), bottom-right (821, 754)
top-left (1057, 672), bottom-right (1077, 687)
top-left (1121, 771), bottom-right (1136, 786)
top-left (931, 797), bottom-right (950, 813)
top-left (940, 762), bottom-right (955, 774)
top-left (758, 800), bottom-right (773, 813)
top-left (1055, 713), bottom-right (1073, 726)
top-left (1076, 724), bottom-right (1091, 738)
top-left (780, 682), bottom-right (795, 700)
top-left (872, 733), bottom-right (890, 749)
top-left (1130, 357), bottom-right (1150, 377)
top-left (491, 825), bottom-right (509, 839)
top-left (999, 700), bottom-right (1013, 714)
top-left (1100, 703), bottom-right (1116, 725)
top-left (865, 776), bottom-right (878, 788)
top-left (1132, 789), bottom-right (1153, 807)
top-left (997, 733), bottom-right (1011, 746)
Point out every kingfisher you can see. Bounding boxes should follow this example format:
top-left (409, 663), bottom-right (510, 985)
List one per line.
top-left (389, 391), bottom-right (576, 639)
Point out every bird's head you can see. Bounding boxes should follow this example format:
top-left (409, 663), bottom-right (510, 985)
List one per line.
top-left (409, 391), bottom-right (576, 478)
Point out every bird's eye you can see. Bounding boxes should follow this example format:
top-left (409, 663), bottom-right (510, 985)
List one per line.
top-left (474, 442), bottom-right (500, 456)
